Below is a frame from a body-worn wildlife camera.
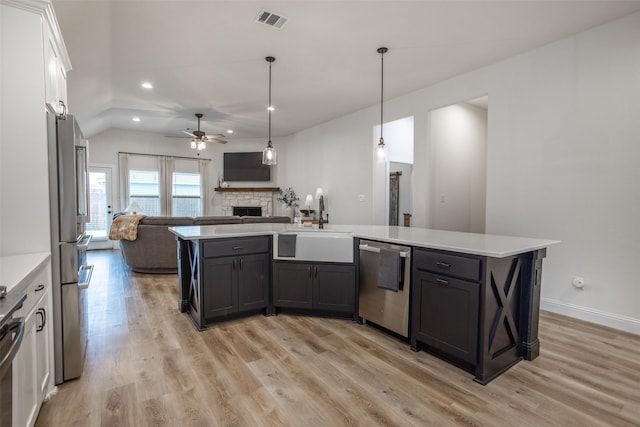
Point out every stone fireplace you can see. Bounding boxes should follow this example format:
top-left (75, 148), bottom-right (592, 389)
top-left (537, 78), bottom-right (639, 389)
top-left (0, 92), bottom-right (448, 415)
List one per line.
top-left (216, 187), bottom-right (280, 217)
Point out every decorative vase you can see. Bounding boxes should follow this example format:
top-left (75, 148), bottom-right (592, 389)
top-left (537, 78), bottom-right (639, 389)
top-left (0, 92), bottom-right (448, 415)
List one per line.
top-left (284, 206), bottom-right (294, 223)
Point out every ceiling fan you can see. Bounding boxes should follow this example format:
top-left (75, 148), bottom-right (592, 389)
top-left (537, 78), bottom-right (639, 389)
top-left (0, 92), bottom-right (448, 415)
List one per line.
top-left (175, 113), bottom-right (228, 150)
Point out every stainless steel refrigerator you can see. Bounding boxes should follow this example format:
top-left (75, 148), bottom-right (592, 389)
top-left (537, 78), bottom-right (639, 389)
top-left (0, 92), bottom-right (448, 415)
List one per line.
top-left (47, 112), bottom-right (93, 384)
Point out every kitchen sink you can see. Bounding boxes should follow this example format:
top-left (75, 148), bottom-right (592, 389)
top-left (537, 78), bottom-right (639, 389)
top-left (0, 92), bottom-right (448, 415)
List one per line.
top-left (273, 231), bottom-right (354, 263)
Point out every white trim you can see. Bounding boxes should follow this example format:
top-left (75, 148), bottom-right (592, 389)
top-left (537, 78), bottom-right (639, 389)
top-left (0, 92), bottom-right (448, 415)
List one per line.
top-left (541, 298), bottom-right (640, 336)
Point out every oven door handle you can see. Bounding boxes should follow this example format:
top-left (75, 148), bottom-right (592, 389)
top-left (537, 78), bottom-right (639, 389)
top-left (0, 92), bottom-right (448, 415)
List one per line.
top-left (358, 244), bottom-right (410, 258)
top-left (0, 318), bottom-right (25, 377)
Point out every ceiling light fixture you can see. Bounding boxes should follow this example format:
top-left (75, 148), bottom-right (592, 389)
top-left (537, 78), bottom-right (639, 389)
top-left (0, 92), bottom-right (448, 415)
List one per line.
top-left (376, 47), bottom-right (388, 162)
top-left (141, 82), bottom-right (153, 89)
top-left (262, 56), bottom-right (277, 165)
top-left (227, 130), bottom-right (233, 134)
top-left (190, 113), bottom-right (207, 150)
top-left (132, 117), bottom-right (141, 122)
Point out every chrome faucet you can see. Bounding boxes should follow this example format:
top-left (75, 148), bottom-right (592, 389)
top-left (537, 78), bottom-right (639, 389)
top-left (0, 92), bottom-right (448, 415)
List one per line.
top-left (318, 195), bottom-right (325, 229)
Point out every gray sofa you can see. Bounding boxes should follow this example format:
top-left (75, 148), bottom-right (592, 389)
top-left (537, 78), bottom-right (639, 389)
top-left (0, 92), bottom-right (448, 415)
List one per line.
top-left (118, 215), bottom-right (290, 273)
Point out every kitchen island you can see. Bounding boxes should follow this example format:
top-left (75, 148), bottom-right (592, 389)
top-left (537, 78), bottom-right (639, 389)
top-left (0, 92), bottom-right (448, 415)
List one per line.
top-left (170, 223), bottom-right (558, 384)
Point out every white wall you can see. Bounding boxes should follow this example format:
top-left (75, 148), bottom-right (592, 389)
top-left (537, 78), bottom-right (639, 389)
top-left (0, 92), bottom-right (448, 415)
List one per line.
top-left (429, 102), bottom-right (487, 233)
top-left (88, 128), bottom-right (284, 216)
top-left (276, 11), bottom-right (640, 333)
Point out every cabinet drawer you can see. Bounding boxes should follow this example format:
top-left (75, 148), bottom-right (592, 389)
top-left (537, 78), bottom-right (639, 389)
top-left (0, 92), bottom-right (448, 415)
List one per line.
top-left (15, 266), bottom-right (50, 317)
top-left (413, 249), bottom-right (480, 282)
top-left (202, 237), bottom-right (270, 258)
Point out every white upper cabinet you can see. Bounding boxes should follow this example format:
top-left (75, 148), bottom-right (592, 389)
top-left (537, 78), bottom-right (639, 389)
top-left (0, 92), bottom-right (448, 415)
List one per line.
top-left (0, 0), bottom-right (71, 256)
top-left (42, 4), bottom-right (71, 115)
top-left (44, 26), bottom-right (69, 114)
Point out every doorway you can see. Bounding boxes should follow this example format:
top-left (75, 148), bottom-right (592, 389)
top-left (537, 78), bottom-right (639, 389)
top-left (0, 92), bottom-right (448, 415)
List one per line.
top-left (372, 116), bottom-right (414, 225)
top-left (429, 96), bottom-right (488, 233)
top-left (87, 165), bottom-right (115, 250)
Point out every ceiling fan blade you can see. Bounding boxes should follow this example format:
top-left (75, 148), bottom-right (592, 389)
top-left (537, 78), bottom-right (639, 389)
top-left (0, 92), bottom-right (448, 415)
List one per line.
top-left (207, 137), bottom-right (228, 144)
top-left (205, 134), bottom-right (226, 139)
top-left (181, 130), bottom-right (196, 137)
top-left (165, 135), bottom-right (190, 139)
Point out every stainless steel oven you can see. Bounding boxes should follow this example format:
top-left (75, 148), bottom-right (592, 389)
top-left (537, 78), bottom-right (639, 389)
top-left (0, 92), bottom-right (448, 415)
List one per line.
top-left (0, 317), bottom-right (25, 425)
top-left (358, 240), bottom-right (411, 338)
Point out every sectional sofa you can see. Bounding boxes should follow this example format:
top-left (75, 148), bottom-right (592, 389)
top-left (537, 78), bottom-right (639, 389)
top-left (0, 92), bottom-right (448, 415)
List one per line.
top-left (117, 215), bottom-right (290, 273)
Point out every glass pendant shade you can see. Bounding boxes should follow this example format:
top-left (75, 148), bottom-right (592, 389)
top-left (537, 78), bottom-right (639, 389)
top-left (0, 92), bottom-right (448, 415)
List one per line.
top-left (190, 139), bottom-right (197, 149)
top-left (262, 140), bottom-right (277, 165)
top-left (376, 138), bottom-right (387, 161)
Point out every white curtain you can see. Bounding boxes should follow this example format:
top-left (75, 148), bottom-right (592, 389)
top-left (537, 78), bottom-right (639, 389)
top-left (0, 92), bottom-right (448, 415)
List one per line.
top-left (118, 152), bottom-right (129, 211)
top-left (159, 156), bottom-right (174, 216)
top-left (199, 159), bottom-right (210, 216)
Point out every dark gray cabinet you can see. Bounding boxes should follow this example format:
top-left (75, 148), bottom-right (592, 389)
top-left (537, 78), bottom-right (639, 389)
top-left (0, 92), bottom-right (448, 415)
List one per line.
top-left (412, 248), bottom-right (481, 368)
top-left (190, 236), bottom-right (270, 328)
top-left (412, 270), bottom-right (479, 365)
top-left (273, 261), bottom-right (355, 315)
top-left (411, 247), bottom-right (547, 385)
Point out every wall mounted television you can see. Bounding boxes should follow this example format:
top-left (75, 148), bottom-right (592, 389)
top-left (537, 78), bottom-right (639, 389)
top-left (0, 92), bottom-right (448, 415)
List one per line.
top-left (223, 152), bottom-right (271, 181)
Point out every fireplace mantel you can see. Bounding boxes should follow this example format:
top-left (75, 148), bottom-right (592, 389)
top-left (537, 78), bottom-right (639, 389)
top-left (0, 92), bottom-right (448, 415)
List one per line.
top-left (214, 187), bottom-right (280, 193)
top-left (217, 188), bottom-right (280, 217)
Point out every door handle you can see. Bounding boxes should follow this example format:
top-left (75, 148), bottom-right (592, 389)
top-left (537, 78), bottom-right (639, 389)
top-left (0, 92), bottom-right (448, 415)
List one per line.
top-left (35, 284), bottom-right (45, 292)
top-left (36, 308), bottom-right (46, 332)
top-left (239, 258), bottom-right (243, 270)
top-left (308, 265), bottom-right (312, 278)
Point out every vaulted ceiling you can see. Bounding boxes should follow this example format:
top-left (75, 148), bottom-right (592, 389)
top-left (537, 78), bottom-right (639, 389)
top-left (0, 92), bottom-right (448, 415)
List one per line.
top-left (53, 1), bottom-right (640, 141)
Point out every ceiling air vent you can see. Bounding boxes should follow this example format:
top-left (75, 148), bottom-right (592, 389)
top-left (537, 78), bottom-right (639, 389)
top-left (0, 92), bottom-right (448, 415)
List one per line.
top-left (256, 9), bottom-right (288, 29)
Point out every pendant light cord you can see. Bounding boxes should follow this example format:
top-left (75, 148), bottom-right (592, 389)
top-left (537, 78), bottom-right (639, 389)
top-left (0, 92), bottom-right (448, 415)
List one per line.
top-left (377, 47), bottom-right (387, 143)
top-left (268, 59), bottom-right (272, 141)
top-left (380, 50), bottom-right (384, 140)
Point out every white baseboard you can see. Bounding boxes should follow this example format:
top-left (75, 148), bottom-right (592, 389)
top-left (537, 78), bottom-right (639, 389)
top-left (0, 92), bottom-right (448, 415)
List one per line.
top-left (541, 298), bottom-right (640, 336)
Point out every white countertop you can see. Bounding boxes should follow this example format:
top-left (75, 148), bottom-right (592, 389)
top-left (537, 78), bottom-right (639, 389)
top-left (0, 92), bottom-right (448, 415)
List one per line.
top-left (0, 252), bottom-right (51, 292)
top-left (170, 224), bottom-right (558, 258)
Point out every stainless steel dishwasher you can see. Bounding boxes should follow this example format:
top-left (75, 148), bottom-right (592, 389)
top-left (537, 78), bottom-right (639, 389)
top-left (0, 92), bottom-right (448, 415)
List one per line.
top-left (358, 240), bottom-right (411, 338)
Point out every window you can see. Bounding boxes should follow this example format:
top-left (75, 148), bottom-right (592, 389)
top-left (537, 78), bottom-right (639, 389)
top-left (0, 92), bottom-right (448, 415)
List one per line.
top-left (129, 170), bottom-right (160, 215)
top-left (172, 172), bottom-right (201, 217)
top-left (120, 153), bottom-right (209, 217)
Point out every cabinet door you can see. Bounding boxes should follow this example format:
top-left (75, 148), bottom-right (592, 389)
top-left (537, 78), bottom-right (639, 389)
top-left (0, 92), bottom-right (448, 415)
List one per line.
top-left (273, 262), bottom-right (313, 309)
top-left (313, 264), bottom-right (356, 313)
top-left (35, 292), bottom-right (51, 403)
top-left (202, 257), bottom-right (238, 318)
top-left (44, 28), bottom-right (67, 114)
top-left (413, 271), bottom-right (479, 365)
top-left (237, 254), bottom-right (269, 312)
top-left (13, 307), bottom-right (38, 427)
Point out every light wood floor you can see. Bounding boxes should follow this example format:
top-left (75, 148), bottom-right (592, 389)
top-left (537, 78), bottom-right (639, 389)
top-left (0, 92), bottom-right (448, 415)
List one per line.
top-left (36, 250), bottom-right (640, 426)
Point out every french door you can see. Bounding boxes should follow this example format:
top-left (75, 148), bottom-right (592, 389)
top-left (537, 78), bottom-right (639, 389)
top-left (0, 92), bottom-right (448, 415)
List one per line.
top-left (87, 166), bottom-right (115, 249)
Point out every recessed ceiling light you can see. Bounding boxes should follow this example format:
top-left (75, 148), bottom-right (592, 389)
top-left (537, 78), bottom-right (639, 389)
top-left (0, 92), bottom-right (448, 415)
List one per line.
top-left (227, 130), bottom-right (233, 134)
top-left (141, 82), bottom-right (153, 89)
top-left (267, 106), bottom-right (275, 111)
top-left (132, 117), bottom-right (141, 122)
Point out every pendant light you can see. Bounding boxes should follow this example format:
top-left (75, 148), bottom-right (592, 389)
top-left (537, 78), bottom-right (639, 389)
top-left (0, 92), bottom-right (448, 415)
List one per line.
top-left (376, 47), bottom-right (388, 161)
top-left (262, 56), bottom-right (277, 165)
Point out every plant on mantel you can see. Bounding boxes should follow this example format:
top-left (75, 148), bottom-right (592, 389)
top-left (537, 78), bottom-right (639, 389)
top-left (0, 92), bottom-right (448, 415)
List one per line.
top-left (277, 187), bottom-right (300, 209)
